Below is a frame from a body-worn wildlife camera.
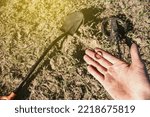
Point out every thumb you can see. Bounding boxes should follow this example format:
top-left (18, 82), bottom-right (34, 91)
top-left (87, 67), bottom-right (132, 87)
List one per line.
top-left (130, 43), bottom-right (144, 67)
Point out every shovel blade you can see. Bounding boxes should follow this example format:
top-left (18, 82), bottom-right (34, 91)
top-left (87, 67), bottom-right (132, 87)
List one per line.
top-left (61, 11), bottom-right (84, 35)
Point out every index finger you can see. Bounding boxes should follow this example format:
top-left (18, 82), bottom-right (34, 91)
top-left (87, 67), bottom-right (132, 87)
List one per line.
top-left (95, 48), bottom-right (121, 64)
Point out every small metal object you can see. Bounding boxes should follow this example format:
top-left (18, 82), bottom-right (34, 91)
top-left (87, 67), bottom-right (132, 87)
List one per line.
top-left (95, 51), bottom-right (103, 59)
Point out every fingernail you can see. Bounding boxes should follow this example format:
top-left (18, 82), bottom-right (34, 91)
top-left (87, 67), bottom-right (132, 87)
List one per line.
top-left (85, 49), bottom-right (91, 53)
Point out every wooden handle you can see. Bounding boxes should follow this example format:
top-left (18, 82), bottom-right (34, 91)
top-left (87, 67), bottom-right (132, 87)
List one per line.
top-left (0, 92), bottom-right (16, 100)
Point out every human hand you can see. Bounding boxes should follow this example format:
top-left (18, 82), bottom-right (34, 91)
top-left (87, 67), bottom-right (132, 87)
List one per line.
top-left (84, 43), bottom-right (150, 100)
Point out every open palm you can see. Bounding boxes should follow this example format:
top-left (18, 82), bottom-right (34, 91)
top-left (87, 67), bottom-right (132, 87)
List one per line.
top-left (84, 44), bottom-right (150, 100)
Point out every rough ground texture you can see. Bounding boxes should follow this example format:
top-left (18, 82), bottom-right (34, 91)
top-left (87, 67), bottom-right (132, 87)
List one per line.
top-left (0, 0), bottom-right (149, 100)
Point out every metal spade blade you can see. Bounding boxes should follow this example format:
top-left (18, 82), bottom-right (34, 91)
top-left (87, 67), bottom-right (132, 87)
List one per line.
top-left (61, 11), bottom-right (84, 35)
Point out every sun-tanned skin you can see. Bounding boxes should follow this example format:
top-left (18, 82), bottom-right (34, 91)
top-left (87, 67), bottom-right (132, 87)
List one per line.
top-left (84, 43), bottom-right (150, 100)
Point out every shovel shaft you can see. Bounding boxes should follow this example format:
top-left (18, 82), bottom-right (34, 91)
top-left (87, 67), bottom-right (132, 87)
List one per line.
top-left (0, 33), bottom-right (67, 100)
top-left (13, 32), bottom-right (67, 95)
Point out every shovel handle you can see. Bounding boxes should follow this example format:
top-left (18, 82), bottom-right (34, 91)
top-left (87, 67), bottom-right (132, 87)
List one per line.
top-left (0, 33), bottom-right (67, 100)
top-left (0, 92), bottom-right (16, 100)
